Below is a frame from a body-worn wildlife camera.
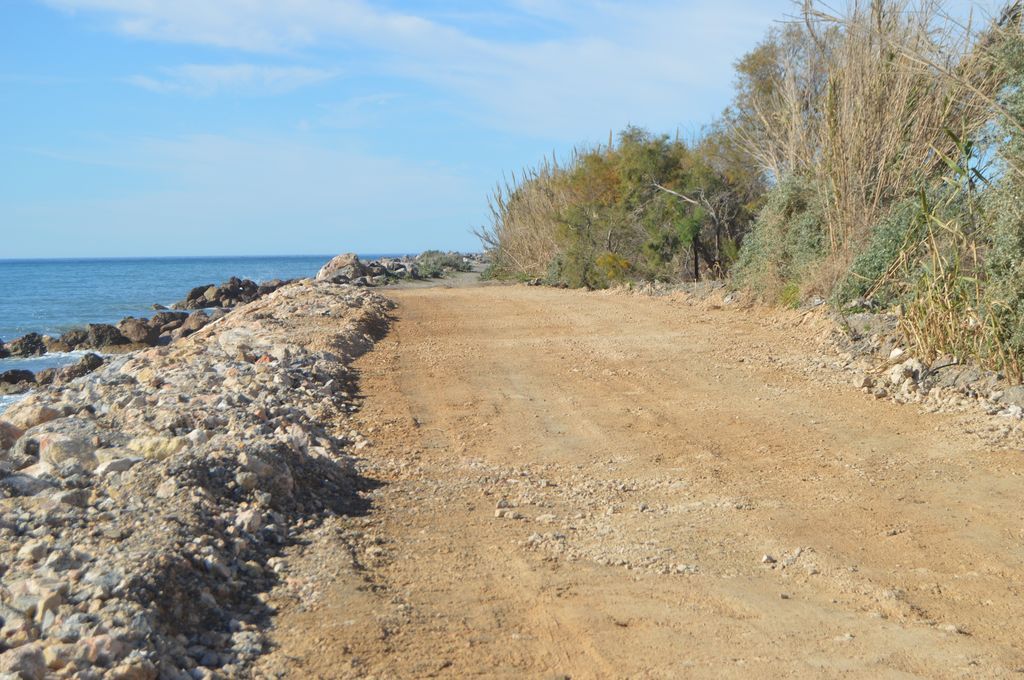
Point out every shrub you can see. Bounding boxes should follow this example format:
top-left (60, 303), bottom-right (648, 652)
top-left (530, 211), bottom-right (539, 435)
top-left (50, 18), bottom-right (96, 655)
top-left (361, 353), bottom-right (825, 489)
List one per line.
top-left (477, 126), bottom-right (762, 286)
top-left (834, 197), bottom-right (926, 306)
top-left (595, 253), bottom-right (632, 283)
top-left (415, 250), bottom-right (472, 278)
top-left (733, 176), bottom-right (825, 301)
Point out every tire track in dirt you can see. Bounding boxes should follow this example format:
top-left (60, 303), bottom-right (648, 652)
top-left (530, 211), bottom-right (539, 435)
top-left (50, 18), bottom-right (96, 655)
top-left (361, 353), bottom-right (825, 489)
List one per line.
top-left (257, 285), bottom-right (1024, 679)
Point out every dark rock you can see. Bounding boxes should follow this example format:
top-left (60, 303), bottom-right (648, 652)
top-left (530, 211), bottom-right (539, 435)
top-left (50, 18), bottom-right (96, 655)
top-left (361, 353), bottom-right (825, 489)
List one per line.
top-left (0, 339), bottom-right (8, 359)
top-left (59, 328), bottom-right (89, 350)
top-left (186, 284), bottom-right (216, 303)
top-left (58, 353), bottom-right (104, 382)
top-left (152, 303), bottom-right (169, 311)
top-left (0, 369), bottom-right (34, 385)
top-left (152, 311), bottom-right (189, 333)
top-left (257, 279), bottom-right (288, 296)
top-left (174, 311), bottom-right (210, 339)
top-left (173, 278), bottom-right (266, 310)
top-left (118, 317), bottom-right (160, 346)
top-left (87, 323), bottom-right (129, 348)
top-left (7, 332), bottom-right (46, 357)
top-left (220, 276), bottom-right (259, 303)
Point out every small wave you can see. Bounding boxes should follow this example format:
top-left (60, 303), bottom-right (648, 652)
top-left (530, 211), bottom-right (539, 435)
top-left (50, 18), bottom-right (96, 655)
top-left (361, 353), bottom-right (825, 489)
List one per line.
top-left (0, 350), bottom-right (89, 374)
top-left (0, 392), bottom-right (27, 415)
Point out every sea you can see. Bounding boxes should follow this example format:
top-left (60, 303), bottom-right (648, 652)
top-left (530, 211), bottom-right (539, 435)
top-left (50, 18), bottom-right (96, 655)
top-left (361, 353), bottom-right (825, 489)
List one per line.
top-left (0, 254), bottom-right (397, 412)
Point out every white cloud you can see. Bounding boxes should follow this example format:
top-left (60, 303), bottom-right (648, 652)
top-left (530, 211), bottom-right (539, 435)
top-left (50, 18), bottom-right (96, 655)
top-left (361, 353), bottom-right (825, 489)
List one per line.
top-left (42, 0), bottom-right (794, 136)
top-left (42, 0), bottom-right (462, 52)
top-left (126, 64), bottom-right (339, 95)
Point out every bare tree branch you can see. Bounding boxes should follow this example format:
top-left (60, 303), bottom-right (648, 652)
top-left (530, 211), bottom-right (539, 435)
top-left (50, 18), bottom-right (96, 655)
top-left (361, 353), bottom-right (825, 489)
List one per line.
top-left (651, 183), bottom-right (701, 205)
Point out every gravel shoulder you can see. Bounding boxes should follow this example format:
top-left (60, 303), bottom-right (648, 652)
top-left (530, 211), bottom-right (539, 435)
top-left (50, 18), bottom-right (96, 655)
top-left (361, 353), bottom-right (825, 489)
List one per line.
top-left (256, 284), bottom-right (1024, 678)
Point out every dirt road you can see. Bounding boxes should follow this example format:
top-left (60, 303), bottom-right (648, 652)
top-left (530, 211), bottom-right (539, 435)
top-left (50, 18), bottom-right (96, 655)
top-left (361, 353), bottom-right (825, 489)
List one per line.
top-left (257, 284), bottom-right (1024, 678)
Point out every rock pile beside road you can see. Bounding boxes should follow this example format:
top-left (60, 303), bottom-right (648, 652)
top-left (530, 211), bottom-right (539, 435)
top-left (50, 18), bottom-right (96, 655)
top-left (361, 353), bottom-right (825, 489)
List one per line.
top-left (315, 253), bottom-right (418, 286)
top-left (171, 278), bottom-right (290, 312)
top-left (0, 280), bottom-right (393, 678)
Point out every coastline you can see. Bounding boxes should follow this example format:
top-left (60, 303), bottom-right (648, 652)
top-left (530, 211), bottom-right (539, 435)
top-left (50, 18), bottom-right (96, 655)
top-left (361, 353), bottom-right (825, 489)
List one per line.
top-left (0, 252), bottom-right (482, 677)
top-left (0, 278), bottom-right (394, 676)
top-left (0, 253), bottom-right (480, 415)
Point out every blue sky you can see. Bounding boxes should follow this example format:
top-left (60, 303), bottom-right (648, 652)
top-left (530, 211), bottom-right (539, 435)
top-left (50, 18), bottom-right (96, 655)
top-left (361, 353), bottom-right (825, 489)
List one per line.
top-left (0, 0), bottom-right (992, 258)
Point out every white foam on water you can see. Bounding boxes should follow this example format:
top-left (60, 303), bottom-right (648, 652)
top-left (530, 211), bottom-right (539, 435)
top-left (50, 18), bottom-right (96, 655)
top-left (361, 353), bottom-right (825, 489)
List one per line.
top-left (0, 350), bottom-right (88, 374)
top-left (0, 392), bottom-right (27, 415)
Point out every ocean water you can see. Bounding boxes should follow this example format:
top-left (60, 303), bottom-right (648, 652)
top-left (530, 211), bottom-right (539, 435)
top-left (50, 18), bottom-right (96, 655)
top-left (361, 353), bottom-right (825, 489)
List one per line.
top-left (0, 254), bottom-right (396, 411)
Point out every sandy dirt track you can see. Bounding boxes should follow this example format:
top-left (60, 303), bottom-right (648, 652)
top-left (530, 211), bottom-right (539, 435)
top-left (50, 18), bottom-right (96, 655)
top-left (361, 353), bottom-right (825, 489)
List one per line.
top-left (256, 284), bottom-right (1024, 679)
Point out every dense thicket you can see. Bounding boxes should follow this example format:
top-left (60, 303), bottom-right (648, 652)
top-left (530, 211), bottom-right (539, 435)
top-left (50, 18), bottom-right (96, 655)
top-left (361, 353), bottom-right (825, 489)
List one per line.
top-left (480, 0), bottom-right (1024, 379)
top-left (477, 127), bottom-right (763, 287)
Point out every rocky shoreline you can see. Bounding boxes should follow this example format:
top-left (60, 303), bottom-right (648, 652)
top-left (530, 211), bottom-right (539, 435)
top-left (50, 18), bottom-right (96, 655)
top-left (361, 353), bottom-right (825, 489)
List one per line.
top-left (0, 258), bottom-right (402, 678)
top-left (0, 253), bottom-right (478, 403)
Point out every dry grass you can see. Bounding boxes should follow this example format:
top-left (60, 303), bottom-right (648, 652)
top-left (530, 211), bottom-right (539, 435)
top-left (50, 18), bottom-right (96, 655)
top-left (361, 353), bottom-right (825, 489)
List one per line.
top-left (475, 157), bottom-right (574, 279)
top-left (735, 0), bottom-right (1005, 260)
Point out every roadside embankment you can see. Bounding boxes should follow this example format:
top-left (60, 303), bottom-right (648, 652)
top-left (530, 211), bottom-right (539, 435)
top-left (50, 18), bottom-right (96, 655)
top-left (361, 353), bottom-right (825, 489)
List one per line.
top-left (0, 280), bottom-right (393, 678)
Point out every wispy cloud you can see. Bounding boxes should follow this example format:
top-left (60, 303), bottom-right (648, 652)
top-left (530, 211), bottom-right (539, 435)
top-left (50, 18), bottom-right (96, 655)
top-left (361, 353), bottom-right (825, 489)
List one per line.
top-left (126, 64), bottom-right (338, 95)
top-left (42, 0), bottom-right (461, 52)
top-left (41, 0), bottom-right (783, 137)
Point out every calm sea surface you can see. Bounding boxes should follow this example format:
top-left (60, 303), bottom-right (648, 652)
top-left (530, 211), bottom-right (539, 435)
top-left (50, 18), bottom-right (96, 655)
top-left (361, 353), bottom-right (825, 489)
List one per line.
top-left (0, 254), bottom-right (395, 411)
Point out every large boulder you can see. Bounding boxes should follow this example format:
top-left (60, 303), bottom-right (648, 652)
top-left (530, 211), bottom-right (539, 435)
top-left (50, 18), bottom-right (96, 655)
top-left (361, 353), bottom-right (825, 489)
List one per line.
top-left (217, 276), bottom-right (260, 305)
top-left (0, 421), bottom-right (23, 450)
top-left (58, 328), bottom-right (89, 350)
top-left (151, 311), bottom-right (188, 334)
top-left (316, 253), bottom-right (366, 283)
top-left (86, 323), bottom-right (128, 349)
top-left (7, 333), bottom-right (46, 357)
top-left (0, 370), bottom-right (35, 395)
top-left (58, 353), bottom-right (104, 382)
top-left (0, 643), bottom-right (45, 680)
top-left (117, 317), bottom-right (160, 345)
top-left (0, 369), bottom-right (35, 385)
top-left (185, 284), bottom-right (215, 304)
top-left (2, 403), bottom-right (63, 431)
top-left (20, 417), bottom-right (99, 471)
top-left (173, 310), bottom-right (210, 340)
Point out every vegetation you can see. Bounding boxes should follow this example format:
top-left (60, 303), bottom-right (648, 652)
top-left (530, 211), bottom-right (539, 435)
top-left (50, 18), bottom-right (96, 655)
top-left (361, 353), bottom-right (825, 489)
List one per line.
top-left (479, 0), bottom-right (1024, 380)
top-left (477, 127), bottom-right (763, 288)
top-left (415, 250), bottom-right (473, 278)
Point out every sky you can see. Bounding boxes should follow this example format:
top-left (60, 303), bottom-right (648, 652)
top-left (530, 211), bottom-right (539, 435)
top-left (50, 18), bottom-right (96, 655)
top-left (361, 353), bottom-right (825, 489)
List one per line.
top-left (0, 0), bottom-right (993, 258)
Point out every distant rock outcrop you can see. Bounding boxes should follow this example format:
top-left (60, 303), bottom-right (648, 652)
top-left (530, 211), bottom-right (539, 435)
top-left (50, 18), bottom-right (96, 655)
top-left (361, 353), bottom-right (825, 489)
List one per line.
top-left (317, 253), bottom-right (419, 286)
top-left (316, 253), bottom-right (367, 282)
top-left (6, 332), bottom-right (46, 357)
top-left (173, 276), bottom-right (288, 310)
